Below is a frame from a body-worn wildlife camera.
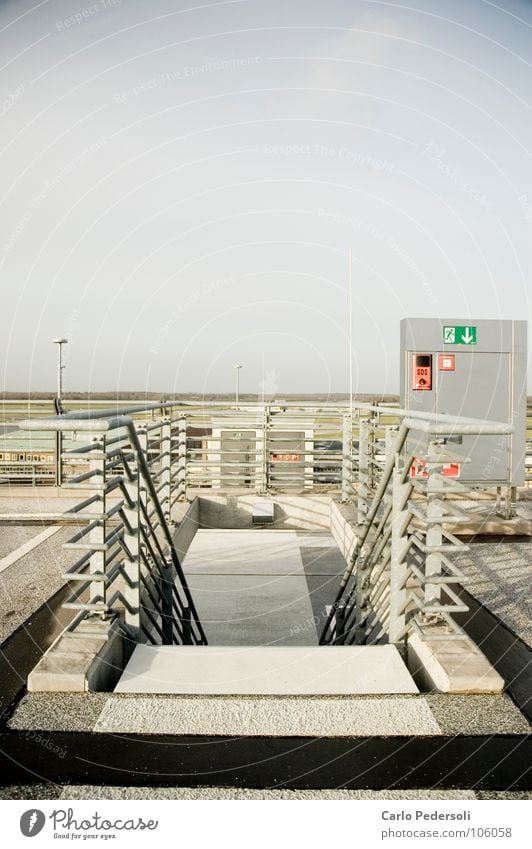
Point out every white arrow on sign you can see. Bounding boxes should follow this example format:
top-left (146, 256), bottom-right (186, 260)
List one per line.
top-left (462, 327), bottom-right (474, 343)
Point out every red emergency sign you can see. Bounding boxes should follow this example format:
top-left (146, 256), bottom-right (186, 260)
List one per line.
top-left (412, 354), bottom-right (432, 390)
top-left (410, 459), bottom-right (461, 479)
top-left (439, 354), bottom-right (455, 371)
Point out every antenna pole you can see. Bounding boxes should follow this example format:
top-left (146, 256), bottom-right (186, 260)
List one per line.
top-left (348, 248), bottom-right (353, 419)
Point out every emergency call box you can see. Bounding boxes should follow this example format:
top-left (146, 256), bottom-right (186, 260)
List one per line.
top-left (400, 318), bottom-right (527, 486)
top-left (412, 354), bottom-right (432, 390)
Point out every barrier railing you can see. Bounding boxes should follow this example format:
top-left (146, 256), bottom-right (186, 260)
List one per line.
top-left (320, 412), bottom-right (514, 646)
top-left (17, 400), bottom-right (517, 651)
top-left (19, 406), bottom-right (207, 646)
top-left (6, 397), bottom-right (528, 497)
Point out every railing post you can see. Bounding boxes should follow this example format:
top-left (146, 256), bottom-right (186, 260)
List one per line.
top-left (342, 412), bottom-right (352, 502)
top-left (55, 431), bottom-right (62, 486)
top-left (335, 600), bottom-right (346, 644)
top-left (354, 552), bottom-right (370, 644)
top-left (368, 415), bottom-right (379, 491)
top-left (182, 604), bottom-right (192, 644)
top-left (138, 422), bottom-right (173, 644)
top-left (176, 415), bottom-right (187, 501)
top-left (87, 434), bottom-right (106, 614)
top-left (425, 441), bottom-right (444, 613)
top-left (259, 405), bottom-right (270, 494)
top-left (385, 425), bottom-right (398, 463)
top-left (122, 453), bottom-right (141, 639)
top-left (358, 418), bottom-right (370, 521)
top-left (136, 424), bottom-right (150, 634)
top-left (160, 417), bottom-right (171, 523)
top-left (388, 464), bottom-right (411, 643)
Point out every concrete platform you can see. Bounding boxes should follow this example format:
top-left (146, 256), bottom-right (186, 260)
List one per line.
top-left (183, 574), bottom-right (318, 645)
top-left (408, 632), bottom-right (504, 694)
top-left (115, 644), bottom-right (418, 695)
top-left (181, 529), bottom-right (341, 644)
top-left (183, 530), bottom-right (305, 575)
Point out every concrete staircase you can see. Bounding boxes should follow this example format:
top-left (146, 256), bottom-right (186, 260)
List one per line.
top-left (114, 644), bottom-right (418, 695)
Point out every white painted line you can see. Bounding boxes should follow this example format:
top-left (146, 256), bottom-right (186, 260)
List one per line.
top-left (0, 514), bottom-right (63, 520)
top-left (0, 525), bottom-right (62, 574)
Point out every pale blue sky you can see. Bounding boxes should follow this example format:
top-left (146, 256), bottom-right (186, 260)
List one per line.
top-left (1, 0), bottom-right (531, 394)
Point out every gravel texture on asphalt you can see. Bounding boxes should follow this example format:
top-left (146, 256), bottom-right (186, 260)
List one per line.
top-left (456, 537), bottom-right (532, 647)
top-left (425, 694), bottom-right (531, 734)
top-left (0, 525), bottom-right (79, 644)
top-left (10, 691), bottom-right (531, 737)
top-left (0, 493), bottom-right (83, 516)
top-left (8, 693), bottom-right (109, 732)
top-left (1, 785), bottom-right (531, 800)
top-left (0, 527), bottom-right (43, 559)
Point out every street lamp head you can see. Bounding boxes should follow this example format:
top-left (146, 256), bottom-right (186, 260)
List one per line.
top-left (52, 338), bottom-right (68, 344)
top-left (234, 364), bottom-right (242, 369)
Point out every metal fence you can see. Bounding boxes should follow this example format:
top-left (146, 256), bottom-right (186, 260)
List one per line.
top-left (19, 405), bottom-right (206, 646)
top-left (321, 412), bottom-right (514, 646)
top-left (14, 399), bottom-right (521, 652)
top-left (4, 397), bottom-right (530, 491)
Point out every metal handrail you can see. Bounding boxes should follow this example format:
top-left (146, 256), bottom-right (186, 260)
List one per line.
top-left (20, 411), bottom-right (207, 646)
top-left (320, 411), bottom-right (513, 646)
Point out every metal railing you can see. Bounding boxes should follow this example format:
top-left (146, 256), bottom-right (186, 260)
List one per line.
top-left (182, 402), bottom-right (348, 494)
top-left (19, 406), bottom-right (207, 646)
top-left (5, 396), bottom-right (530, 492)
top-left (320, 411), bottom-right (514, 646)
top-left (1, 398), bottom-right (169, 485)
top-left (16, 400), bottom-right (519, 653)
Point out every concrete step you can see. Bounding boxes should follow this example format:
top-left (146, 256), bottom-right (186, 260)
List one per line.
top-left (114, 644), bottom-right (418, 695)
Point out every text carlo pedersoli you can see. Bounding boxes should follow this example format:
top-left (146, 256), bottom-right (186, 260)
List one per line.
top-left (382, 810), bottom-right (471, 821)
top-left (50, 809), bottom-right (158, 833)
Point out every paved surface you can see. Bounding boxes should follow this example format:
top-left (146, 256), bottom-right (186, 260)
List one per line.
top-left (0, 527), bottom-right (40, 559)
top-left (0, 525), bottom-right (78, 644)
top-left (95, 694), bottom-right (440, 735)
top-left (181, 530), bottom-right (343, 645)
top-left (183, 530), bottom-right (305, 575)
top-left (114, 645), bottom-right (418, 695)
top-left (456, 537), bottom-right (532, 647)
top-left (424, 694), bottom-right (530, 734)
top-left (10, 690), bottom-right (529, 735)
top-left (0, 492), bottom-right (87, 644)
top-left (0, 493), bottom-right (83, 515)
top-left (2, 785), bottom-right (531, 799)
top-left (8, 693), bottom-right (110, 732)
top-left (0, 526), bottom-right (61, 574)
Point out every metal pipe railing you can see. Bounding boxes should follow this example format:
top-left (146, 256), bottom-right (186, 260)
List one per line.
top-left (320, 412), bottom-right (514, 646)
top-left (19, 411), bottom-right (206, 646)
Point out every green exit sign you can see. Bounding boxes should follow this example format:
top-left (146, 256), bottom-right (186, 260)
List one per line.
top-left (443, 325), bottom-right (477, 345)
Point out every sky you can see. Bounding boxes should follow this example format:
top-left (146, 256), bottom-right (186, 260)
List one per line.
top-left (1, 0), bottom-right (531, 395)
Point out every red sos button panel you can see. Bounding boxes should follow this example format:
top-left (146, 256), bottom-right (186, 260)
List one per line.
top-left (412, 354), bottom-right (432, 390)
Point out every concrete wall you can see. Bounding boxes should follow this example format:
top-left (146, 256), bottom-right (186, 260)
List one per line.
top-left (172, 498), bottom-right (200, 559)
top-left (197, 494), bottom-right (331, 531)
top-left (329, 500), bottom-right (359, 563)
top-left (27, 617), bottom-right (127, 693)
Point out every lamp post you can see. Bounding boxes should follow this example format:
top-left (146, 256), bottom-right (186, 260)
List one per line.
top-left (52, 338), bottom-right (68, 485)
top-left (52, 338), bottom-right (68, 408)
top-left (234, 364), bottom-right (242, 406)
